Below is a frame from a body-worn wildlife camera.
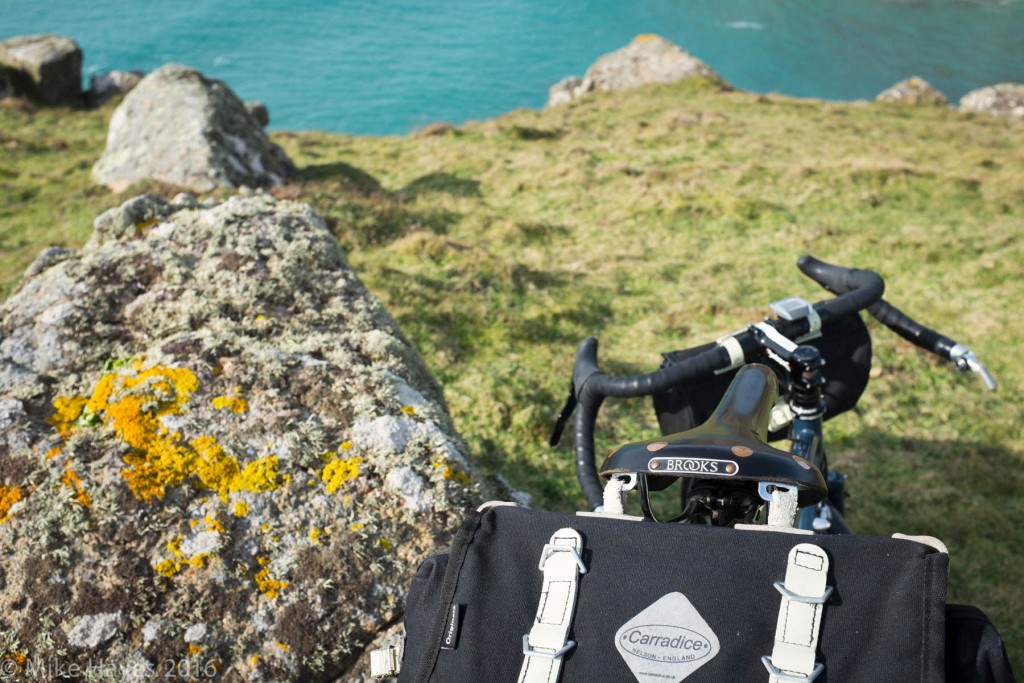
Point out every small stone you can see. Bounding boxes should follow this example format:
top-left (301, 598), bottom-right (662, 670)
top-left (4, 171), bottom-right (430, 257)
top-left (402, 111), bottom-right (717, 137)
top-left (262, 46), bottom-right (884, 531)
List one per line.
top-left (959, 83), bottom-right (1024, 120)
top-left (67, 611), bottom-right (122, 649)
top-left (876, 77), bottom-right (948, 106)
top-left (89, 194), bottom-right (172, 246)
top-left (184, 623), bottom-right (208, 643)
top-left (141, 618), bottom-right (163, 644)
top-left (24, 246), bottom-right (74, 278)
top-left (89, 69), bottom-right (144, 104)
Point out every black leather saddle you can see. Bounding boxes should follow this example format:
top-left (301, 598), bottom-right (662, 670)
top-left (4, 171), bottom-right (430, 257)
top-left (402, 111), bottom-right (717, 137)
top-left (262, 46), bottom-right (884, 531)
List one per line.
top-left (600, 363), bottom-right (827, 507)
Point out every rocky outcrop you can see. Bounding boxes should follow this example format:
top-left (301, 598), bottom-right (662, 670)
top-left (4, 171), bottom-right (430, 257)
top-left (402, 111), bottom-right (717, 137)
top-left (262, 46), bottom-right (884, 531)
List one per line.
top-left (0, 194), bottom-right (497, 682)
top-left (92, 64), bottom-right (294, 193)
top-left (959, 83), bottom-right (1024, 120)
top-left (245, 101), bottom-right (270, 128)
top-left (875, 77), bottom-right (948, 106)
top-left (546, 35), bottom-right (723, 107)
top-left (0, 34), bottom-right (83, 104)
top-left (88, 69), bottom-right (144, 104)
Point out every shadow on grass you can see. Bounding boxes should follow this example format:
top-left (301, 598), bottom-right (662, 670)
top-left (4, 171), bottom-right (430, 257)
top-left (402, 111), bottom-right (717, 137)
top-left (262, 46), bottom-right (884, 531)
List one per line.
top-left (295, 161), bottom-right (384, 196)
top-left (400, 172), bottom-right (481, 199)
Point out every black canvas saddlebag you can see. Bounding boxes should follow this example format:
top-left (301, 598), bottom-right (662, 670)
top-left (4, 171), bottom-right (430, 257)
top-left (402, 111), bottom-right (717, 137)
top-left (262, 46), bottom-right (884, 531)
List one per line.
top-left (382, 503), bottom-right (1011, 683)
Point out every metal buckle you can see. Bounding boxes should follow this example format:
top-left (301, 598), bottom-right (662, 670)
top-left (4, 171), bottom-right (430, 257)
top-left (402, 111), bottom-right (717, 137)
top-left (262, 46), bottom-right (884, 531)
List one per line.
top-left (538, 544), bottom-right (587, 574)
top-left (773, 581), bottom-right (834, 605)
top-left (522, 635), bottom-right (576, 660)
top-left (761, 656), bottom-right (825, 682)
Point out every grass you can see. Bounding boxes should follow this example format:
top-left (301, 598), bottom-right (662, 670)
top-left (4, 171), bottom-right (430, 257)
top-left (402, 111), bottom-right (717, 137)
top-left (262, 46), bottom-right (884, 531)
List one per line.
top-left (2, 79), bottom-right (1022, 670)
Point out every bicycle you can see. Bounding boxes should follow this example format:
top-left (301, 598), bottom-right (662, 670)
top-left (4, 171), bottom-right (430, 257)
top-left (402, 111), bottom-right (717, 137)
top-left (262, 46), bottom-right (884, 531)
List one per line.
top-left (549, 255), bottom-right (997, 531)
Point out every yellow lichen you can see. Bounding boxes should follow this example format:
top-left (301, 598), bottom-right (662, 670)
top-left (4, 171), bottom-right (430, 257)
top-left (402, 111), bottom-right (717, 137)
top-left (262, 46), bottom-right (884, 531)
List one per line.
top-left (211, 395), bottom-right (249, 414)
top-left (46, 447), bottom-right (61, 459)
top-left (234, 501), bottom-right (249, 517)
top-left (250, 654), bottom-right (261, 667)
top-left (187, 644), bottom-right (204, 655)
top-left (339, 440), bottom-right (353, 451)
top-left (309, 527), bottom-right (323, 545)
top-left (154, 535), bottom-right (211, 578)
top-left (277, 641), bottom-right (289, 652)
top-left (0, 485), bottom-right (24, 523)
top-left (401, 405), bottom-right (416, 416)
top-left (192, 435), bottom-right (241, 500)
top-left (61, 464), bottom-right (92, 508)
top-left (322, 456), bottom-right (363, 494)
top-left (378, 537), bottom-right (394, 552)
top-left (350, 523), bottom-right (364, 532)
top-left (634, 33), bottom-right (661, 42)
top-left (237, 457), bottom-right (280, 492)
top-left (205, 514), bottom-right (225, 533)
top-left (254, 558), bottom-right (287, 600)
top-left (49, 395), bottom-right (87, 436)
top-left (433, 457), bottom-right (473, 485)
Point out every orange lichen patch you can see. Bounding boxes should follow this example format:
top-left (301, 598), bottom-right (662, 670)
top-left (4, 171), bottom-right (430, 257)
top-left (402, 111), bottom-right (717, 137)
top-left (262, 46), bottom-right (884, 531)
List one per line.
top-left (211, 394), bottom-right (249, 414)
top-left (192, 436), bottom-right (241, 499)
top-left (233, 501), bottom-right (249, 517)
top-left (49, 395), bottom-right (87, 436)
top-left (276, 641), bottom-right (289, 652)
top-left (46, 447), bottom-right (61, 459)
top-left (187, 645), bottom-right (204, 655)
top-left (0, 485), bottom-right (24, 523)
top-left (1, 651), bottom-right (27, 673)
top-left (61, 463), bottom-right (92, 508)
top-left (634, 33), bottom-right (661, 42)
top-left (77, 364), bottom-right (200, 501)
top-left (322, 456), bottom-right (363, 494)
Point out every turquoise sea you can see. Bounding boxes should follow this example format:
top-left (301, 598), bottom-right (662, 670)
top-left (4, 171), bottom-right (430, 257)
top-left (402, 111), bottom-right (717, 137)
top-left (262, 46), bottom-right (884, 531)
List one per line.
top-left (3, 0), bottom-right (1022, 134)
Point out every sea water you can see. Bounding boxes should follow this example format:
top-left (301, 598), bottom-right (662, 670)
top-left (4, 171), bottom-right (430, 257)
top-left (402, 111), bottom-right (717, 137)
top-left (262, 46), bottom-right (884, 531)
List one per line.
top-left (2, 0), bottom-right (1022, 134)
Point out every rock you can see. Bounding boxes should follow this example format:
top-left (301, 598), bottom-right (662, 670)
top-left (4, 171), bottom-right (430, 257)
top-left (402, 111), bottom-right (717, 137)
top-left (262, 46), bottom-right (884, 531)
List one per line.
top-left (245, 100), bottom-right (270, 127)
top-left (0, 194), bottom-right (504, 681)
top-left (875, 76), bottom-right (948, 106)
top-left (88, 69), bottom-right (144, 105)
top-left (66, 612), bottom-right (123, 649)
top-left (959, 83), bottom-right (1024, 120)
top-left (546, 34), bottom-right (723, 107)
top-left (91, 64), bottom-right (295, 193)
top-left (0, 34), bottom-right (83, 105)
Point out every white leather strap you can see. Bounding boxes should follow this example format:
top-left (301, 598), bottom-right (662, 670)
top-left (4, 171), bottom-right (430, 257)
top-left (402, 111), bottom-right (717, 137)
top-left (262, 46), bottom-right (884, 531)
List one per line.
top-left (764, 544), bottom-right (831, 683)
top-left (518, 528), bottom-right (586, 683)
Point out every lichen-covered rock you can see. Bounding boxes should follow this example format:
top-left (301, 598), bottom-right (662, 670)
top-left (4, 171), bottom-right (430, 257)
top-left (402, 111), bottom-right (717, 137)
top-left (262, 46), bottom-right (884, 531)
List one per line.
top-left (959, 83), bottom-right (1024, 120)
top-left (0, 194), bottom-right (494, 682)
top-left (92, 64), bottom-right (295, 193)
top-left (875, 76), bottom-right (948, 106)
top-left (88, 69), bottom-right (145, 105)
top-left (546, 34), bottom-right (723, 107)
top-left (0, 34), bottom-right (83, 105)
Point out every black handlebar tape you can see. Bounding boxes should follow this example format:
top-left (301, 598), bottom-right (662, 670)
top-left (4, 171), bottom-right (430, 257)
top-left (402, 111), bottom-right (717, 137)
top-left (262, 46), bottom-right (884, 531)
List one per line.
top-left (867, 300), bottom-right (957, 359)
top-left (572, 337), bottom-right (732, 509)
top-left (797, 255), bottom-right (885, 323)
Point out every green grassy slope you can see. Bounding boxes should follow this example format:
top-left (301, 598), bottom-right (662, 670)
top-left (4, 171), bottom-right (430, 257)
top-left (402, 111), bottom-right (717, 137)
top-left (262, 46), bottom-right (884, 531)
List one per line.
top-left (2, 79), bottom-right (1022, 669)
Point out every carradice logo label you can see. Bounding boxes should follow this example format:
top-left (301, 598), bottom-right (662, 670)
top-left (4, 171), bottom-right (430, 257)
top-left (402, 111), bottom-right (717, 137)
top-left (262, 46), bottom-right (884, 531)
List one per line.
top-left (615, 593), bottom-right (720, 682)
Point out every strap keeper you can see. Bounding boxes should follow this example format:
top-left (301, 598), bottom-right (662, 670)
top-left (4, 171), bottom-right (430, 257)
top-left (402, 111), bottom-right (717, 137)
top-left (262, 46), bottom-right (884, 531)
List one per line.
top-left (522, 635), bottom-right (576, 660)
top-left (772, 582), bottom-right (834, 605)
top-left (762, 657), bottom-right (824, 682)
top-left (538, 544), bottom-right (587, 574)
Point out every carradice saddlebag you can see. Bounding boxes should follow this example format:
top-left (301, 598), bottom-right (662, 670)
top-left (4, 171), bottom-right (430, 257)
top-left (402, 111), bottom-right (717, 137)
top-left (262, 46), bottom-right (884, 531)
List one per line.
top-left (379, 504), bottom-right (1014, 683)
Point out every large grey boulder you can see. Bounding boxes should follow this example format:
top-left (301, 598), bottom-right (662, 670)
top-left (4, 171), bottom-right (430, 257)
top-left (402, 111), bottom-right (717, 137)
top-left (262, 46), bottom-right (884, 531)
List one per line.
top-left (546, 35), bottom-right (723, 107)
top-left (0, 34), bottom-right (83, 104)
top-left (0, 194), bottom-right (498, 682)
top-left (92, 64), bottom-right (295, 193)
top-left (875, 76), bottom-right (948, 106)
top-left (959, 83), bottom-right (1024, 120)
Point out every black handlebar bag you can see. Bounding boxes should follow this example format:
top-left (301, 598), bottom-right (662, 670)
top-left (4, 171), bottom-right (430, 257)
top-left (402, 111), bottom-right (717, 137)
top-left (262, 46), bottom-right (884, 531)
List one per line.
top-left (396, 504), bottom-right (965, 683)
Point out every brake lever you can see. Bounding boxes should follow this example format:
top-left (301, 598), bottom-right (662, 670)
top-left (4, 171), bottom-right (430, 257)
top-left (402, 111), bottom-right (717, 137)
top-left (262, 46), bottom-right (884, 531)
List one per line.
top-left (949, 344), bottom-right (997, 391)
